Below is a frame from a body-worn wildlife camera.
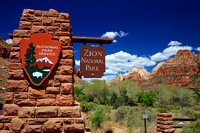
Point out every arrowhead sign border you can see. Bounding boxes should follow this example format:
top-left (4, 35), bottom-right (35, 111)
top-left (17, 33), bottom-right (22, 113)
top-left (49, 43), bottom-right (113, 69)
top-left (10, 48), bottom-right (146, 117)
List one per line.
top-left (20, 33), bottom-right (61, 86)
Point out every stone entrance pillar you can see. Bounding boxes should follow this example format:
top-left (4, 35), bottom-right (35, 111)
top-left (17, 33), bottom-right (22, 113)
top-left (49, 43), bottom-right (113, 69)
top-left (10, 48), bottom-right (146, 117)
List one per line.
top-left (0, 9), bottom-right (85, 133)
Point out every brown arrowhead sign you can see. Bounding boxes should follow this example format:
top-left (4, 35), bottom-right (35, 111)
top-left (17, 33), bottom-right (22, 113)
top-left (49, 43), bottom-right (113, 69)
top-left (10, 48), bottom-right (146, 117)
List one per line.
top-left (20, 33), bottom-right (61, 86)
top-left (80, 45), bottom-right (105, 78)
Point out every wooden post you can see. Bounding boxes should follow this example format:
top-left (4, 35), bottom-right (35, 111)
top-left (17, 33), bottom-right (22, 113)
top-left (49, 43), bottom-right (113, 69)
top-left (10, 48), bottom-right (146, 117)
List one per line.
top-left (144, 119), bottom-right (147, 133)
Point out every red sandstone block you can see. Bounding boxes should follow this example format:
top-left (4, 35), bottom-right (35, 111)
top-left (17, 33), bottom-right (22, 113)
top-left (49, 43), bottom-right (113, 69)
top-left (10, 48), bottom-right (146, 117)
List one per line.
top-left (64, 124), bottom-right (85, 132)
top-left (19, 21), bottom-right (32, 30)
top-left (20, 17), bottom-right (42, 22)
top-left (46, 87), bottom-right (60, 94)
top-left (22, 9), bottom-right (34, 17)
top-left (31, 26), bottom-right (47, 34)
top-left (157, 117), bottom-right (173, 121)
top-left (9, 63), bottom-right (22, 70)
top-left (55, 31), bottom-right (71, 36)
top-left (48, 9), bottom-right (59, 17)
top-left (5, 80), bottom-right (28, 92)
top-left (32, 22), bottom-right (42, 26)
top-left (59, 13), bottom-right (70, 20)
top-left (59, 59), bottom-right (74, 66)
top-left (54, 18), bottom-right (70, 23)
top-left (60, 83), bottom-right (73, 94)
top-left (59, 36), bottom-right (71, 46)
top-left (37, 99), bottom-right (56, 106)
top-left (42, 18), bottom-right (53, 26)
top-left (12, 38), bottom-right (22, 47)
top-left (157, 120), bottom-right (173, 125)
top-left (34, 10), bottom-right (42, 17)
top-left (53, 22), bottom-right (61, 26)
top-left (29, 87), bottom-right (45, 99)
top-left (9, 52), bottom-right (20, 59)
top-left (14, 99), bottom-right (36, 106)
top-left (13, 30), bottom-right (30, 37)
top-left (0, 116), bottom-right (16, 123)
top-left (18, 107), bottom-right (35, 118)
top-left (28, 118), bottom-right (48, 125)
top-left (42, 11), bottom-right (48, 17)
top-left (4, 92), bottom-right (13, 104)
top-left (47, 26), bottom-right (59, 32)
top-left (27, 125), bottom-right (42, 133)
top-left (3, 104), bottom-right (20, 116)
top-left (157, 113), bottom-right (172, 117)
top-left (7, 70), bottom-right (24, 80)
top-left (14, 92), bottom-right (28, 99)
top-left (35, 107), bottom-right (58, 118)
top-left (45, 94), bottom-right (56, 99)
top-left (60, 23), bottom-right (71, 31)
top-left (11, 47), bottom-right (20, 52)
top-left (62, 50), bottom-right (74, 59)
top-left (62, 46), bottom-right (73, 50)
top-left (63, 117), bottom-right (85, 124)
top-left (157, 124), bottom-right (174, 129)
top-left (0, 123), bottom-right (3, 130)
top-left (58, 106), bottom-right (81, 117)
top-left (56, 94), bottom-right (74, 106)
top-left (54, 75), bottom-right (73, 83)
top-left (60, 66), bottom-right (73, 75)
top-left (3, 123), bottom-right (11, 130)
top-left (43, 119), bottom-right (63, 132)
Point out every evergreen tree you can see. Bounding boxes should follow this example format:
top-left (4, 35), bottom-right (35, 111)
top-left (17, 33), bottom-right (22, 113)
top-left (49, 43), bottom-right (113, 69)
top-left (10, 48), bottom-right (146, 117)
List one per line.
top-left (25, 43), bottom-right (36, 67)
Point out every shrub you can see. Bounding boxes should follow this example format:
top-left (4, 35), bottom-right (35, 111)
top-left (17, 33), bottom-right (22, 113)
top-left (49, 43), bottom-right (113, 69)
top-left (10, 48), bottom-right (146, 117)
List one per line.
top-left (194, 91), bottom-right (200, 103)
top-left (90, 106), bottom-right (105, 127)
top-left (83, 80), bottom-right (110, 104)
top-left (155, 85), bottom-right (195, 107)
top-left (80, 101), bottom-right (96, 112)
top-left (157, 108), bottom-right (168, 113)
top-left (109, 80), bottom-right (139, 107)
top-left (137, 91), bottom-right (156, 107)
top-left (181, 120), bottom-right (200, 133)
top-left (113, 106), bottom-right (143, 127)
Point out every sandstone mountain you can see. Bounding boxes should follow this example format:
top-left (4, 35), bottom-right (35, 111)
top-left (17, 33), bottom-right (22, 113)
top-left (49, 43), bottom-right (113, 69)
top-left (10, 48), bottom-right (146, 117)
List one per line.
top-left (0, 38), bottom-right (11, 89)
top-left (108, 50), bottom-right (200, 90)
top-left (107, 67), bottom-right (150, 86)
top-left (141, 50), bottom-right (200, 90)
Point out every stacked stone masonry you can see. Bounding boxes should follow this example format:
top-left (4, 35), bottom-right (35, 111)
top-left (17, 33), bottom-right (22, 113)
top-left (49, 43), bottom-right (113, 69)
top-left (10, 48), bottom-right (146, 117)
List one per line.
top-left (0, 9), bottom-right (85, 132)
top-left (157, 113), bottom-right (175, 133)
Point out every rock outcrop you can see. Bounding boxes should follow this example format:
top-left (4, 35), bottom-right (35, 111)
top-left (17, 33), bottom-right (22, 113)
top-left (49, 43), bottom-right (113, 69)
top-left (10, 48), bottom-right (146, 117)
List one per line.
top-left (107, 67), bottom-right (150, 86)
top-left (74, 68), bottom-right (82, 84)
top-left (0, 38), bottom-right (11, 59)
top-left (151, 50), bottom-right (199, 77)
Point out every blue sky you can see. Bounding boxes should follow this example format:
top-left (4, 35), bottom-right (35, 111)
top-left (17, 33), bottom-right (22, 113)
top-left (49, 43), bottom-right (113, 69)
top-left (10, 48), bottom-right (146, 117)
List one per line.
top-left (0, 0), bottom-right (200, 81)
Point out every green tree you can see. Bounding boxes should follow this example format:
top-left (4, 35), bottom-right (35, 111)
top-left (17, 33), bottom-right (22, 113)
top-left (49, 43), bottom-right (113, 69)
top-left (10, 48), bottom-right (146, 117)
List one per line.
top-left (137, 91), bottom-right (156, 107)
top-left (25, 43), bottom-right (36, 67)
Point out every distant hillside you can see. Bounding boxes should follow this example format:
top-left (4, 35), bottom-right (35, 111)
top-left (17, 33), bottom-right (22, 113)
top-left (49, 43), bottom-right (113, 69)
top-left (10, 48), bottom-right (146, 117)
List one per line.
top-left (141, 50), bottom-right (200, 90)
top-left (108, 50), bottom-right (200, 90)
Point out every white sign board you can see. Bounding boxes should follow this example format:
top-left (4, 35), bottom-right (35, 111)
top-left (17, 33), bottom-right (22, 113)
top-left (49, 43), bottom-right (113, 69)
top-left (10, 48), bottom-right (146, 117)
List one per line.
top-left (142, 114), bottom-right (148, 119)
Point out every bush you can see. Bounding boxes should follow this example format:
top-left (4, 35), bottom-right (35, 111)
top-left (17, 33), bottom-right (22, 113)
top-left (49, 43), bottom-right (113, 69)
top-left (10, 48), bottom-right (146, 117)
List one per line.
top-left (194, 91), bottom-right (200, 103)
top-left (113, 106), bottom-right (143, 127)
top-left (157, 108), bottom-right (168, 113)
top-left (181, 120), bottom-right (200, 133)
top-left (80, 101), bottom-right (97, 112)
top-left (90, 106), bottom-right (105, 127)
top-left (109, 80), bottom-right (139, 107)
top-left (137, 91), bottom-right (156, 107)
top-left (83, 80), bottom-right (110, 104)
top-left (155, 85), bottom-right (195, 107)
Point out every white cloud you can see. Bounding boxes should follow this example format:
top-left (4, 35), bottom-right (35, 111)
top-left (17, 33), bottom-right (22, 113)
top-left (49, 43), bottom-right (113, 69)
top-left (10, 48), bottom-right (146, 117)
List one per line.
top-left (196, 47), bottom-right (200, 51)
top-left (5, 39), bottom-right (12, 44)
top-left (101, 31), bottom-right (128, 43)
top-left (105, 51), bottom-right (156, 75)
top-left (75, 60), bottom-right (80, 66)
top-left (168, 41), bottom-right (182, 46)
top-left (151, 44), bottom-right (193, 62)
